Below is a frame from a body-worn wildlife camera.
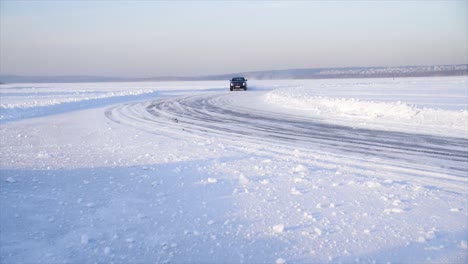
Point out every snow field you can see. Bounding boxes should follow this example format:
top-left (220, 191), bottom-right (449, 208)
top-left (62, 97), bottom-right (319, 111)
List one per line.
top-left (1, 77), bottom-right (467, 263)
top-left (262, 77), bottom-right (468, 138)
top-left (3, 140), bottom-right (465, 263)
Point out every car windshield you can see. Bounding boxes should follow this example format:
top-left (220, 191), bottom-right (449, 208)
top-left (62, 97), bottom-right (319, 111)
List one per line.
top-left (232, 77), bottom-right (245, 82)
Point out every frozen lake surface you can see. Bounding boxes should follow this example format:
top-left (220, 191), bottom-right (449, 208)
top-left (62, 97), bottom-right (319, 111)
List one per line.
top-left (1, 76), bottom-right (467, 263)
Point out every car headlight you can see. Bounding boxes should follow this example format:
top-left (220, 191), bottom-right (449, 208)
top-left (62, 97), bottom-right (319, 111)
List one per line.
top-left (243, 82), bottom-right (245, 86)
top-left (230, 83), bottom-right (233, 86)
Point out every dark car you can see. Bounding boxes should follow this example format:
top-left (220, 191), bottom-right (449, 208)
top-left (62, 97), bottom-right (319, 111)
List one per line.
top-left (230, 77), bottom-right (247, 91)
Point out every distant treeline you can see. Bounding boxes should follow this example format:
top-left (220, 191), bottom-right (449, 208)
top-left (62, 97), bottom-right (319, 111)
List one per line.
top-left (1, 64), bottom-right (467, 84)
top-left (214, 65), bottom-right (468, 80)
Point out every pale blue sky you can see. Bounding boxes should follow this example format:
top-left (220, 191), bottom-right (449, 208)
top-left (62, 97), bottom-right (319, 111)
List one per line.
top-left (1, 0), bottom-right (467, 77)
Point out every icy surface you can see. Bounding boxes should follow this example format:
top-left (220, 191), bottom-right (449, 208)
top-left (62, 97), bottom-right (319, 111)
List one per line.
top-left (1, 77), bottom-right (467, 263)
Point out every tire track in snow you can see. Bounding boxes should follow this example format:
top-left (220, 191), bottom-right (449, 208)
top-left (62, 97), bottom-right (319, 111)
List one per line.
top-left (105, 92), bottom-right (468, 190)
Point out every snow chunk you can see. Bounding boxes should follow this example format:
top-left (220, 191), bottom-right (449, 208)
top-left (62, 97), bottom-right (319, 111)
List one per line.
top-left (314, 227), bottom-right (322, 236)
top-left (5, 177), bottom-right (16, 183)
top-left (384, 208), bottom-right (404, 214)
top-left (365, 181), bottom-right (381, 188)
top-left (291, 187), bottom-right (302, 195)
top-left (276, 258), bottom-right (286, 264)
top-left (273, 224), bottom-right (285, 233)
top-left (293, 164), bottom-right (308, 173)
top-left (260, 179), bottom-right (269, 185)
top-left (238, 174), bottom-right (249, 186)
top-left (460, 240), bottom-right (468, 249)
top-left (207, 177), bottom-right (217, 184)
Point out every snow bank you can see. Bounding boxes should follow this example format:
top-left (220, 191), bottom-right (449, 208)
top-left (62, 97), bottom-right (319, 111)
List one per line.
top-left (0, 89), bottom-right (156, 109)
top-left (0, 81), bottom-right (226, 122)
top-left (264, 83), bottom-right (468, 138)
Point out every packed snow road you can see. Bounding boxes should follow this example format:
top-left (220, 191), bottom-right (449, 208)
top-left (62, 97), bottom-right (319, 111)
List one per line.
top-left (106, 91), bottom-right (468, 191)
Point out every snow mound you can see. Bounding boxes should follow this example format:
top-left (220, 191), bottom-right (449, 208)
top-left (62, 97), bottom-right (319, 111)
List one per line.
top-left (0, 89), bottom-right (156, 109)
top-left (264, 86), bottom-right (468, 138)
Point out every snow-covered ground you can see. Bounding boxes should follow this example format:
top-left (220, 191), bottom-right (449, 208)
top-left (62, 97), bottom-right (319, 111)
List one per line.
top-left (1, 77), bottom-right (467, 263)
top-left (263, 78), bottom-right (468, 138)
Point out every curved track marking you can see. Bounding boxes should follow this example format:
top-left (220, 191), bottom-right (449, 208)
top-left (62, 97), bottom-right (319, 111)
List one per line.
top-left (106, 92), bottom-right (468, 191)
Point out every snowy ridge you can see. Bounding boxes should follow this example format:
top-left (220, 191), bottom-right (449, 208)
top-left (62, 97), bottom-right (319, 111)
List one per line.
top-left (264, 84), bottom-right (468, 139)
top-left (0, 89), bottom-right (156, 109)
top-left (0, 83), bottom-right (158, 109)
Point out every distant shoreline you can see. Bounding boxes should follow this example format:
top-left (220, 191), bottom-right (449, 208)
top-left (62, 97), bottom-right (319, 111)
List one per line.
top-left (1, 64), bottom-right (466, 84)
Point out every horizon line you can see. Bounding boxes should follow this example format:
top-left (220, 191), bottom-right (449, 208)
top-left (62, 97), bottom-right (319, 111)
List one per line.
top-left (2, 63), bottom-right (467, 79)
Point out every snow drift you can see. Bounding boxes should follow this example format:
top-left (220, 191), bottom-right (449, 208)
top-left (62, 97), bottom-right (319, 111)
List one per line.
top-left (263, 79), bottom-right (468, 138)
